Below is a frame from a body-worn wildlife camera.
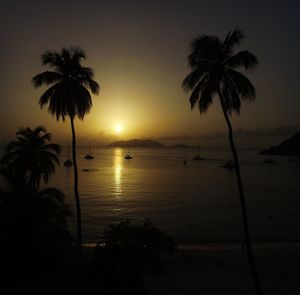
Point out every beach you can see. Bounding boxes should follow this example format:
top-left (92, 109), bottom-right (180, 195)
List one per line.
top-left (145, 242), bottom-right (300, 294)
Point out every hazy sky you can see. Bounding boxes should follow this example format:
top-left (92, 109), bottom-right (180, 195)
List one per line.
top-left (1, 0), bottom-right (300, 145)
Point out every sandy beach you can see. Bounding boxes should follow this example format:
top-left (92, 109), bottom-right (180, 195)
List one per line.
top-left (145, 242), bottom-right (300, 294)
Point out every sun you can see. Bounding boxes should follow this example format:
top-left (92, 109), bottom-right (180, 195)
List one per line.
top-left (115, 124), bottom-right (123, 134)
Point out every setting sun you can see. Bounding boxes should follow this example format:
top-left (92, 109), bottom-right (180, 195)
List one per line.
top-left (115, 124), bottom-right (123, 134)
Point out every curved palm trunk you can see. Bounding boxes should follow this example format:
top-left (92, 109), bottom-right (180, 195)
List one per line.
top-left (217, 89), bottom-right (263, 295)
top-left (70, 117), bottom-right (82, 251)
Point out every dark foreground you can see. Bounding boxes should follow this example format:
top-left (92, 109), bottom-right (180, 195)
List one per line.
top-left (144, 242), bottom-right (300, 294)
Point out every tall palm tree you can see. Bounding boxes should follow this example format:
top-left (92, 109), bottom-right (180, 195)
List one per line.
top-left (182, 29), bottom-right (263, 294)
top-left (32, 47), bottom-right (100, 249)
top-left (1, 126), bottom-right (60, 189)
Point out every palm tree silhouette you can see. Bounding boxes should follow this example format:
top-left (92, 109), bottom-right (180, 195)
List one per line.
top-left (1, 126), bottom-right (60, 189)
top-left (182, 29), bottom-right (263, 294)
top-left (32, 47), bottom-right (100, 249)
top-left (0, 171), bottom-right (77, 295)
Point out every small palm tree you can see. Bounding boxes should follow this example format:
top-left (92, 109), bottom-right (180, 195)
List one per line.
top-left (182, 29), bottom-right (263, 294)
top-left (32, 47), bottom-right (100, 249)
top-left (1, 126), bottom-right (60, 189)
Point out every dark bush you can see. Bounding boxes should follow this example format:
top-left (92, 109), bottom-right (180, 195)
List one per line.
top-left (82, 219), bottom-right (177, 295)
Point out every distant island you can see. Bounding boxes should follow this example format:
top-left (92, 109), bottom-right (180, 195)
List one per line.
top-left (260, 132), bottom-right (300, 156)
top-left (169, 144), bottom-right (192, 148)
top-left (108, 139), bottom-right (165, 147)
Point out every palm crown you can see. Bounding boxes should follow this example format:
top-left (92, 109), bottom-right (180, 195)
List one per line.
top-left (32, 47), bottom-right (100, 120)
top-left (1, 126), bottom-right (60, 188)
top-left (182, 29), bottom-right (258, 114)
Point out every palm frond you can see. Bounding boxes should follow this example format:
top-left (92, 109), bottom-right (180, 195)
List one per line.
top-left (221, 79), bottom-right (241, 114)
top-left (40, 132), bottom-right (51, 142)
top-left (198, 77), bottom-right (218, 113)
top-left (182, 64), bottom-right (211, 92)
top-left (43, 143), bottom-right (61, 155)
top-left (33, 126), bottom-right (47, 136)
top-left (61, 48), bottom-right (71, 62)
top-left (40, 151), bottom-right (60, 166)
top-left (189, 83), bottom-right (202, 109)
top-left (16, 127), bottom-right (30, 137)
top-left (31, 71), bottom-right (63, 88)
top-left (188, 74), bottom-right (213, 109)
top-left (189, 35), bottom-right (222, 66)
top-left (46, 82), bottom-right (72, 120)
top-left (41, 51), bottom-right (62, 68)
top-left (71, 83), bottom-right (93, 120)
top-left (69, 46), bottom-right (86, 62)
top-left (81, 67), bottom-right (94, 77)
top-left (225, 50), bottom-right (259, 70)
top-left (39, 84), bottom-right (59, 109)
top-left (83, 78), bottom-right (100, 94)
top-left (223, 28), bottom-right (244, 52)
top-left (227, 70), bottom-right (256, 100)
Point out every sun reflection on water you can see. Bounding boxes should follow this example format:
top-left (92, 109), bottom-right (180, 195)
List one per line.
top-left (113, 148), bottom-right (123, 198)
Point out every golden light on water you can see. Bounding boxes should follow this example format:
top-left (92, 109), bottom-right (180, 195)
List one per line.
top-left (113, 148), bottom-right (123, 198)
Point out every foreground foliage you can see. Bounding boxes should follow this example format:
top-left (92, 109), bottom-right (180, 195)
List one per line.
top-left (81, 219), bottom-right (177, 295)
top-left (0, 127), bottom-right (77, 294)
top-left (0, 172), bottom-right (78, 295)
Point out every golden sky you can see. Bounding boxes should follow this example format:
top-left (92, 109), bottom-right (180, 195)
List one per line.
top-left (1, 0), bottom-right (299, 146)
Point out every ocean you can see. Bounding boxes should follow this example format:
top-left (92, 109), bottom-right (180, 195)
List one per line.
top-left (46, 147), bottom-right (300, 243)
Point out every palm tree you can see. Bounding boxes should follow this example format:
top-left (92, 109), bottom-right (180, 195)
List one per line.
top-left (1, 126), bottom-right (60, 189)
top-left (182, 29), bottom-right (263, 294)
top-left (32, 47), bottom-right (100, 249)
top-left (0, 171), bottom-right (77, 295)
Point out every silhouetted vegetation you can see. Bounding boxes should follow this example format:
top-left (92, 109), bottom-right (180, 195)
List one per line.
top-left (32, 47), bottom-right (100, 249)
top-left (80, 219), bottom-right (177, 295)
top-left (1, 126), bottom-right (60, 189)
top-left (0, 128), bottom-right (176, 294)
top-left (182, 28), bottom-right (263, 294)
top-left (0, 127), bottom-right (78, 295)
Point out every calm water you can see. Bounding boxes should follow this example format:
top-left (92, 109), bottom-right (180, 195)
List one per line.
top-left (46, 147), bottom-right (300, 243)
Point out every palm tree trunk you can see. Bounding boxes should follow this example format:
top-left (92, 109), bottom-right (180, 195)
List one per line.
top-left (70, 117), bottom-right (82, 251)
top-left (217, 88), bottom-right (263, 295)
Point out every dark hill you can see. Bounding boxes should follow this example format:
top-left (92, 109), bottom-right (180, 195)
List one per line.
top-left (170, 144), bottom-right (192, 148)
top-left (108, 139), bottom-right (165, 148)
top-left (260, 132), bottom-right (300, 156)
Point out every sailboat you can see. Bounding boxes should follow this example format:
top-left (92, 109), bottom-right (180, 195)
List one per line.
top-left (183, 150), bottom-right (187, 165)
top-left (193, 147), bottom-right (205, 160)
top-left (124, 147), bottom-right (133, 159)
top-left (64, 144), bottom-right (73, 167)
top-left (84, 144), bottom-right (94, 159)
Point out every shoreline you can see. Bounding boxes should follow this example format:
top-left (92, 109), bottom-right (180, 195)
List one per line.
top-left (83, 239), bottom-right (300, 249)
